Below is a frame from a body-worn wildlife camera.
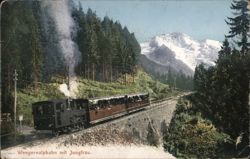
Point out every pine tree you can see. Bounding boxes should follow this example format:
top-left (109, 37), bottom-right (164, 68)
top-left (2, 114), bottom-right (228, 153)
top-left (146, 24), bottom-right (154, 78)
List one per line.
top-left (167, 67), bottom-right (174, 89)
top-left (101, 16), bottom-right (114, 82)
top-left (31, 16), bottom-right (42, 95)
top-left (71, 7), bottom-right (141, 82)
top-left (226, 0), bottom-right (250, 53)
top-left (225, 0), bottom-right (250, 142)
top-left (193, 64), bottom-right (207, 93)
top-left (218, 38), bottom-right (231, 60)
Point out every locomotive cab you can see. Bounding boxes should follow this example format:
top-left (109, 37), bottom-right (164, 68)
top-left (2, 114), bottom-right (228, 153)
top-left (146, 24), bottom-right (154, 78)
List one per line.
top-left (32, 99), bottom-right (89, 135)
top-left (32, 101), bottom-right (55, 130)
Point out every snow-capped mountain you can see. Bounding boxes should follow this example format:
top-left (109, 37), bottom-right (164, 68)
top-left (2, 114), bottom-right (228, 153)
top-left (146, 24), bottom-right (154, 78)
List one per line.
top-left (140, 32), bottom-right (222, 75)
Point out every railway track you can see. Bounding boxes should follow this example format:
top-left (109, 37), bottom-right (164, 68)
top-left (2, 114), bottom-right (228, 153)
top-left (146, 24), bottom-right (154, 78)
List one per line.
top-left (1, 95), bottom-right (184, 150)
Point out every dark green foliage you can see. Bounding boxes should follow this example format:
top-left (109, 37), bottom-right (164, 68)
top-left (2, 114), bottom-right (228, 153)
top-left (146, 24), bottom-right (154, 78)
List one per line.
top-left (2, 1), bottom-right (41, 114)
top-left (30, 14), bottom-right (42, 94)
top-left (193, 51), bottom-right (249, 144)
top-left (164, 98), bottom-right (232, 158)
top-left (35, 1), bottom-right (65, 81)
top-left (192, 0), bottom-right (250, 153)
top-left (155, 69), bottom-right (193, 91)
top-left (166, 2), bottom-right (250, 156)
top-left (160, 120), bottom-right (168, 137)
top-left (218, 38), bottom-right (231, 60)
top-left (193, 64), bottom-right (207, 92)
top-left (147, 121), bottom-right (160, 146)
top-left (226, 0), bottom-right (250, 53)
top-left (1, 1), bottom-right (140, 116)
top-left (72, 5), bottom-right (140, 81)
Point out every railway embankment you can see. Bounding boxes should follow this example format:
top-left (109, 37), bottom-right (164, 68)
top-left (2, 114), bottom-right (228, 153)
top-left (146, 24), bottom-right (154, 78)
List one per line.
top-left (54, 97), bottom-right (178, 147)
top-left (99, 98), bottom-right (177, 145)
top-left (1, 97), bottom-right (180, 159)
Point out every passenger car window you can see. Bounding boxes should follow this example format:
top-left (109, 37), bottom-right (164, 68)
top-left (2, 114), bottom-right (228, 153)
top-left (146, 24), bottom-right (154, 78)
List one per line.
top-left (56, 103), bottom-right (64, 112)
top-left (56, 103), bottom-right (61, 110)
top-left (76, 102), bottom-right (83, 110)
top-left (70, 101), bottom-right (75, 110)
top-left (37, 106), bottom-right (43, 115)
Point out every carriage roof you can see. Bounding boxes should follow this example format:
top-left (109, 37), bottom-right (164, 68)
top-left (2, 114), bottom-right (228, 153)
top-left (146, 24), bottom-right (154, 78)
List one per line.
top-left (32, 98), bottom-right (88, 106)
top-left (89, 92), bottom-right (148, 103)
top-left (32, 93), bottom-right (148, 106)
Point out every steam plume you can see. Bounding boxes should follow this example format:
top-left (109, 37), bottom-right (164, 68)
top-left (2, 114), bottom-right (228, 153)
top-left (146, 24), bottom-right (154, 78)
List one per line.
top-left (42, 0), bottom-right (81, 97)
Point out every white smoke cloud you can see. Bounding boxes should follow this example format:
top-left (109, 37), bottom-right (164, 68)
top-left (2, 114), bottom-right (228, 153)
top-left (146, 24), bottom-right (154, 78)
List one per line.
top-left (43, 0), bottom-right (81, 76)
top-left (42, 0), bottom-right (81, 98)
top-left (59, 77), bottom-right (78, 98)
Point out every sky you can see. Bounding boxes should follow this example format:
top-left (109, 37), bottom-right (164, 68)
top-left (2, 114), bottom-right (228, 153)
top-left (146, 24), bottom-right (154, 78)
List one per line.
top-left (78, 0), bottom-right (232, 42)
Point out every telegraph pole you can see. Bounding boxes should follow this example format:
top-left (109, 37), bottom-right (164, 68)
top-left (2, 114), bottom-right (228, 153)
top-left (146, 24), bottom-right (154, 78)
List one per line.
top-left (13, 69), bottom-right (18, 142)
top-left (174, 77), bottom-right (176, 90)
top-left (67, 65), bottom-right (70, 91)
top-left (67, 65), bottom-right (71, 106)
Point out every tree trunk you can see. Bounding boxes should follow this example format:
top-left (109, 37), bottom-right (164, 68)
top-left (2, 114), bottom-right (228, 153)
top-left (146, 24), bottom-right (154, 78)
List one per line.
top-left (102, 62), bottom-right (105, 82)
top-left (92, 63), bottom-right (95, 81)
top-left (7, 64), bottom-right (11, 92)
top-left (133, 73), bottom-right (135, 83)
top-left (105, 64), bottom-right (107, 82)
top-left (123, 65), bottom-right (126, 84)
top-left (84, 64), bottom-right (86, 78)
top-left (110, 64), bottom-right (113, 82)
top-left (125, 73), bottom-right (127, 84)
top-left (87, 63), bottom-right (90, 80)
top-left (34, 73), bottom-right (38, 95)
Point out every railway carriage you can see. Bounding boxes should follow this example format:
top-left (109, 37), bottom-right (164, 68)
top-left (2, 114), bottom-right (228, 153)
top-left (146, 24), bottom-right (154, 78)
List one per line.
top-left (88, 95), bottom-right (127, 123)
top-left (32, 93), bottom-right (149, 135)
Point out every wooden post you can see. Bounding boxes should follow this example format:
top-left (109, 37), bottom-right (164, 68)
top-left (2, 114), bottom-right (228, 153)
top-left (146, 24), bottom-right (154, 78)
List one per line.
top-left (13, 69), bottom-right (18, 142)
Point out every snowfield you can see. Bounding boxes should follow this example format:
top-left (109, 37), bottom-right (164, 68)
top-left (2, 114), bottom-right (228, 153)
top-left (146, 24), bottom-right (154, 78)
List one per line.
top-left (141, 32), bottom-right (222, 71)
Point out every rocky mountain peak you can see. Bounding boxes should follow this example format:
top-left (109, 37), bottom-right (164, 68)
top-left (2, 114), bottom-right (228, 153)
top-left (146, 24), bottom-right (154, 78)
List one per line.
top-left (141, 33), bottom-right (222, 75)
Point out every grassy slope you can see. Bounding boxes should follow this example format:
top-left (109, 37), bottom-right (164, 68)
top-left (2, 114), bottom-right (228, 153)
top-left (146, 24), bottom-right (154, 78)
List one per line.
top-left (17, 70), bottom-right (180, 125)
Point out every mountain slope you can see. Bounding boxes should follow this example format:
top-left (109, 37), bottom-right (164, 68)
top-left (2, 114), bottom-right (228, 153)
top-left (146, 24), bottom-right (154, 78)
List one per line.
top-left (140, 32), bottom-right (221, 75)
top-left (139, 54), bottom-right (192, 77)
top-left (15, 70), bottom-right (180, 125)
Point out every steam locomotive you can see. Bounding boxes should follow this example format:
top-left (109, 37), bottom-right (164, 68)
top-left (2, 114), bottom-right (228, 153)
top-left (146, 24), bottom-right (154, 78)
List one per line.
top-left (32, 93), bottom-right (149, 135)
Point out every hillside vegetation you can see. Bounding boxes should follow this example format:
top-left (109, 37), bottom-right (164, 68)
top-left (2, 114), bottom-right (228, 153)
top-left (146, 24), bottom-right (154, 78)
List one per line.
top-left (2, 0), bottom-right (140, 115)
top-left (16, 69), bottom-right (179, 125)
top-left (164, 97), bottom-right (232, 158)
top-left (164, 0), bottom-right (250, 158)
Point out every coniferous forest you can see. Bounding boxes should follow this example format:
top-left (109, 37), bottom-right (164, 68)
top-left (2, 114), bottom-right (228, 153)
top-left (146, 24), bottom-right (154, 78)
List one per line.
top-left (1, 1), bottom-right (140, 113)
top-left (193, 0), bottom-right (249, 145)
top-left (164, 0), bottom-right (250, 157)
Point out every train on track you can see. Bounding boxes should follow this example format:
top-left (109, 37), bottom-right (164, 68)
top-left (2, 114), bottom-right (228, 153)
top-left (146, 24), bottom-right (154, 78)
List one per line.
top-left (32, 93), bottom-right (150, 136)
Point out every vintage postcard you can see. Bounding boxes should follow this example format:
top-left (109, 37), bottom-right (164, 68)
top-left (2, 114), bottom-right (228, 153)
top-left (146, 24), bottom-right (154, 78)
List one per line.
top-left (1, 0), bottom-right (249, 158)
